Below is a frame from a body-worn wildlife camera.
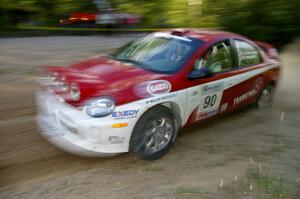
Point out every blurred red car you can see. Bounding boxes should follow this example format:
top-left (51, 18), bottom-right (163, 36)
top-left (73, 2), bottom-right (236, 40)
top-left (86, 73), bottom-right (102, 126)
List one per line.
top-left (59, 13), bottom-right (96, 25)
top-left (59, 11), bottom-right (141, 27)
top-left (37, 29), bottom-right (281, 160)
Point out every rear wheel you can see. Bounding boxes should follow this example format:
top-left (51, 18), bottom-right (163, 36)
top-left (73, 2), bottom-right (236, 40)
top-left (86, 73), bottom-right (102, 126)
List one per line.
top-left (130, 105), bottom-right (177, 160)
top-left (256, 85), bottom-right (275, 109)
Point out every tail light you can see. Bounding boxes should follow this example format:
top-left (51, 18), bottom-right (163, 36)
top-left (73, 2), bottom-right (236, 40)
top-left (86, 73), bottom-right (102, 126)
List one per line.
top-left (267, 48), bottom-right (279, 59)
top-left (254, 40), bottom-right (279, 60)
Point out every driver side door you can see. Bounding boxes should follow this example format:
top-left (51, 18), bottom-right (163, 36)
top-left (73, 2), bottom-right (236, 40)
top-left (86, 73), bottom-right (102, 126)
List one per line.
top-left (185, 39), bottom-right (235, 124)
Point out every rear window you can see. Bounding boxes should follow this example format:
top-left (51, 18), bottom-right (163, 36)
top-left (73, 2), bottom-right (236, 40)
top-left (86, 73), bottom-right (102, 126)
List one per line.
top-left (234, 40), bottom-right (262, 67)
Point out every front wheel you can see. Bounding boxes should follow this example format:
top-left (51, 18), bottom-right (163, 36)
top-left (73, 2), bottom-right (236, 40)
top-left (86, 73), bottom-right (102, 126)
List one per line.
top-left (256, 85), bottom-right (275, 109)
top-left (130, 105), bottom-right (177, 160)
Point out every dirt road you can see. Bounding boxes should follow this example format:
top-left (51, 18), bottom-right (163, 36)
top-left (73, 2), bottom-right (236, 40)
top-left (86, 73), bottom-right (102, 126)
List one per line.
top-left (0, 36), bottom-right (299, 199)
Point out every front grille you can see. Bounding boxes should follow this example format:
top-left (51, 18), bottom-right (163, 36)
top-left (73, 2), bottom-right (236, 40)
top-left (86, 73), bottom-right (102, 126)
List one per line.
top-left (60, 119), bottom-right (78, 135)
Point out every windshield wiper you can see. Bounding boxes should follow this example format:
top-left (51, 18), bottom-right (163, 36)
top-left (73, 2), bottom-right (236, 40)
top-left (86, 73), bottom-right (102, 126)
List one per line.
top-left (108, 56), bottom-right (147, 68)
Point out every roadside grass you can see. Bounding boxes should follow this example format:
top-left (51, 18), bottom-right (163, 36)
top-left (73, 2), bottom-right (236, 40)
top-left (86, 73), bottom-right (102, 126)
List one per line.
top-left (247, 166), bottom-right (289, 198)
top-left (223, 164), bottom-right (291, 199)
top-left (174, 164), bottom-right (292, 199)
top-left (174, 125), bottom-right (290, 198)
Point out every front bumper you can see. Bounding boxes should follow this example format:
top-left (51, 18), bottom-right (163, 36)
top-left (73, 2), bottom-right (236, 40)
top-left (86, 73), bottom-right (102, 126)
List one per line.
top-left (36, 92), bottom-right (134, 157)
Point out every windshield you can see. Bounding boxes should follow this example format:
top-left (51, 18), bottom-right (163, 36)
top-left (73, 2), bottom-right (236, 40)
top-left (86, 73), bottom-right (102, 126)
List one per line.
top-left (110, 33), bottom-right (204, 73)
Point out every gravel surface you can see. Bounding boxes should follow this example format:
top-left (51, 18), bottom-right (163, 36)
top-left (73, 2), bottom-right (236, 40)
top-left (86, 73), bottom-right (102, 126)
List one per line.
top-left (0, 36), bottom-right (299, 199)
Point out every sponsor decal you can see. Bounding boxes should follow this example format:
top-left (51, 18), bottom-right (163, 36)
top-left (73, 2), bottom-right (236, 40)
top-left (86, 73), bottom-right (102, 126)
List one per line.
top-left (197, 82), bottom-right (224, 120)
top-left (233, 89), bottom-right (258, 106)
top-left (112, 109), bottom-right (139, 119)
top-left (145, 93), bottom-right (176, 104)
top-left (233, 78), bottom-right (262, 106)
top-left (108, 136), bottom-right (125, 144)
top-left (192, 90), bottom-right (199, 96)
top-left (254, 77), bottom-right (263, 92)
top-left (220, 103), bottom-right (228, 113)
top-left (198, 109), bottom-right (218, 120)
top-left (134, 80), bottom-right (172, 98)
top-left (202, 82), bottom-right (223, 95)
top-left (147, 80), bottom-right (172, 95)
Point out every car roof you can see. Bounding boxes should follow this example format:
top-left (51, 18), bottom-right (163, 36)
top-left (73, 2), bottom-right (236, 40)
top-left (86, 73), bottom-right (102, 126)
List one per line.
top-left (164, 28), bottom-right (246, 42)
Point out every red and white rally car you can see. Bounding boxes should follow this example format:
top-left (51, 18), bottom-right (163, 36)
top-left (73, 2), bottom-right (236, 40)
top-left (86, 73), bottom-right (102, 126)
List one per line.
top-left (37, 29), bottom-right (281, 160)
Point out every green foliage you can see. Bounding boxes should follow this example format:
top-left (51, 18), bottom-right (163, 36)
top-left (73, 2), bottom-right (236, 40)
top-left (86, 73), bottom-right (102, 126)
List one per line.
top-left (209, 0), bottom-right (300, 46)
top-left (113, 0), bottom-right (300, 45)
top-left (113, 0), bottom-right (170, 27)
top-left (243, 165), bottom-right (289, 199)
top-left (1, 0), bottom-right (300, 45)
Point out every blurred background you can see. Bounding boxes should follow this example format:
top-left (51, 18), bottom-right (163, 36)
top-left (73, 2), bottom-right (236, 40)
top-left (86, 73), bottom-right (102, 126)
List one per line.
top-left (1, 1), bottom-right (300, 199)
top-left (1, 0), bottom-right (300, 46)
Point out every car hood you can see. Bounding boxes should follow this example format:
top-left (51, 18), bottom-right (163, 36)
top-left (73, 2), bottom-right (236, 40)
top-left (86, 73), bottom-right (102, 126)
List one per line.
top-left (44, 56), bottom-right (169, 106)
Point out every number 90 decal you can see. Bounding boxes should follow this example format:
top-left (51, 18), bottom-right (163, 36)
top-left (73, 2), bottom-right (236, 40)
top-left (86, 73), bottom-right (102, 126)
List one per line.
top-left (197, 83), bottom-right (224, 120)
top-left (203, 94), bottom-right (217, 109)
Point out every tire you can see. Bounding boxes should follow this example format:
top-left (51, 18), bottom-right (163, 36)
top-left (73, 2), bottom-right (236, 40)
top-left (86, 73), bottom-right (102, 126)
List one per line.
top-left (130, 105), bottom-right (177, 160)
top-left (256, 84), bottom-right (275, 109)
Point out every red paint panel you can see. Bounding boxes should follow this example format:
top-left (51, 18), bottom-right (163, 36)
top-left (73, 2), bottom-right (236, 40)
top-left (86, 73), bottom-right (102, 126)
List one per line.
top-left (42, 29), bottom-right (281, 112)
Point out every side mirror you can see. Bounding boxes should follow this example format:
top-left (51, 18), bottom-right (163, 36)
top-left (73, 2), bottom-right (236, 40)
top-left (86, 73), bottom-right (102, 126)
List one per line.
top-left (188, 68), bottom-right (213, 79)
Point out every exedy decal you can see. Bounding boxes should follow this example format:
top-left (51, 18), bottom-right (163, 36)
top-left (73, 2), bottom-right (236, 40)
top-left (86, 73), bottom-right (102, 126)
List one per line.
top-left (112, 110), bottom-right (139, 119)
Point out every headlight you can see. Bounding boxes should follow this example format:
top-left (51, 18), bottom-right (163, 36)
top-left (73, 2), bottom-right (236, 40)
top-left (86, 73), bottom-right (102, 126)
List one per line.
top-left (85, 97), bottom-right (115, 117)
top-left (59, 82), bottom-right (69, 92)
top-left (38, 73), bottom-right (69, 93)
top-left (70, 83), bottom-right (80, 101)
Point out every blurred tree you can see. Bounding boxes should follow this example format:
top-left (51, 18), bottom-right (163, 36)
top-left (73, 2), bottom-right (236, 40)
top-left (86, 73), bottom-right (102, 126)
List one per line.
top-left (1, 0), bottom-right (300, 46)
top-left (0, 0), bottom-right (39, 28)
top-left (205, 0), bottom-right (300, 46)
top-left (112, 0), bottom-right (169, 27)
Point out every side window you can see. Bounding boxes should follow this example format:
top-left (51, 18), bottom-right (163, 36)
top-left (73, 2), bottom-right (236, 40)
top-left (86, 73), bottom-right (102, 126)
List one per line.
top-left (234, 40), bottom-right (261, 67)
top-left (194, 40), bottom-right (233, 73)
